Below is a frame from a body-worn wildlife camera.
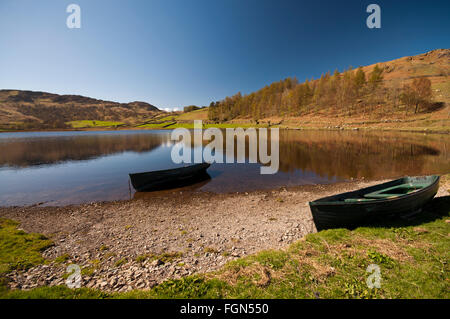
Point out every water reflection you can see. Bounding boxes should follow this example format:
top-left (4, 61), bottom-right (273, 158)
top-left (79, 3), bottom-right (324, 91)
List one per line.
top-left (0, 130), bottom-right (170, 167)
top-left (277, 130), bottom-right (448, 180)
top-left (0, 129), bottom-right (448, 206)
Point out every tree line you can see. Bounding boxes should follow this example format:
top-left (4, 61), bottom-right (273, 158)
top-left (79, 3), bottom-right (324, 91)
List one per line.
top-left (208, 65), bottom-right (433, 121)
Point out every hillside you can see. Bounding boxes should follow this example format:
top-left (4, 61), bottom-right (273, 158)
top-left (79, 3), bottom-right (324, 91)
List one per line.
top-left (207, 49), bottom-right (450, 131)
top-left (1, 49), bottom-right (449, 132)
top-left (359, 49), bottom-right (450, 105)
top-left (0, 90), bottom-right (161, 130)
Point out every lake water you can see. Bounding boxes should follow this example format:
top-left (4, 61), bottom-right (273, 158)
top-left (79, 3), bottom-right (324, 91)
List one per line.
top-left (0, 129), bottom-right (449, 206)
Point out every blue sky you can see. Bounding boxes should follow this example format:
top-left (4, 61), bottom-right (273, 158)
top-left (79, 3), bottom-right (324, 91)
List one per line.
top-left (0, 0), bottom-right (449, 110)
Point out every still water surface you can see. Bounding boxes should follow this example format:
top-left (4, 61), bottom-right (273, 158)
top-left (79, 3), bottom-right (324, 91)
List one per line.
top-left (0, 130), bottom-right (448, 206)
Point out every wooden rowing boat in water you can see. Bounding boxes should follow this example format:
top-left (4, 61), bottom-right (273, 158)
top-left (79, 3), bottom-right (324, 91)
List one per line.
top-left (129, 163), bottom-right (211, 192)
top-left (309, 175), bottom-right (440, 230)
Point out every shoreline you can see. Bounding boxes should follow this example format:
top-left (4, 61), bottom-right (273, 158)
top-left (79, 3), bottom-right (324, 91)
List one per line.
top-left (0, 180), bottom-right (375, 291)
top-left (1, 123), bottom-right (449, 135)
top-left (1, 179), bottom-right (448, 292)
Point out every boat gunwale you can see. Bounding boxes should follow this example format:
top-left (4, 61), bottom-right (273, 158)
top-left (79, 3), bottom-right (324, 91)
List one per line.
top-left (308, 175), bottom-right (440, 207)
top-left (129, 162), bottom-right (211, 177)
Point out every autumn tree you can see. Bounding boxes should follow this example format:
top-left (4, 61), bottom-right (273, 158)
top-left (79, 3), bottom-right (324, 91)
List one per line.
top-left (354, 67), bottom-right (366, 95)
top-left (368, 64), bottom-right (383, 89)
top-left (184, 105), bottom-right (200, 112)
top-left (204, 62), bottom-right (410, 122)
top-left (400, 78), bottom-right (433, 113)
top-left (340, 67), bottom-right (357, 113)
top-left (367, 64), bottom-right (385, 108)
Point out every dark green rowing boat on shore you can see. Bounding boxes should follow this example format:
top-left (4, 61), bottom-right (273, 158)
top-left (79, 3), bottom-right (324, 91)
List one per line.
top-left (129, 163), bottom-right (211, 192)
top-left (309, 175), bottom-right (440, 230)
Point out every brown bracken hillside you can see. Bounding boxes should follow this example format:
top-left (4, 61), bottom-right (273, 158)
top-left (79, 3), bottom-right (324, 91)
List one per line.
top-left (360, 49), bottom-right (450, 103)
top-left (0, 90), bottom-right (160, 130)
top-left (207, 49), bottom-right (450, 131)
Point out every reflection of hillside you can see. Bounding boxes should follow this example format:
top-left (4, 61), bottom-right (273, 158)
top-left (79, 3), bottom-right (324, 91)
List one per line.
top-left (277, 130), bottom-right (450, 179)
top-left (173, 129), bottom-right (449, 179)
top-left (0, 130), bottom-right (448, 179)
top-left (0, 133), bottom-right (169, 167)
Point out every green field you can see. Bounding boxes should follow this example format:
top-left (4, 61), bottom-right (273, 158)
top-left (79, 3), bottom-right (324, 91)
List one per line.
top-left (136, 122), bottom-right (268, 129)
top-left (154, 115), bottom-right (178, 122)
top-left (176, 108), bottom-right (209, 121)
top-left (162, 123), bottom-right (268, 129)
top-left (135, 122), bottom-right (175, 128)
top-left (66, 120), bottom-right (124, 128)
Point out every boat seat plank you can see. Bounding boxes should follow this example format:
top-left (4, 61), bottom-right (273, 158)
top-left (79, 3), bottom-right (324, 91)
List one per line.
top-left (363, 183), bottom-right (425, 199)
top-left (344, 198), bottom-right (377, 203)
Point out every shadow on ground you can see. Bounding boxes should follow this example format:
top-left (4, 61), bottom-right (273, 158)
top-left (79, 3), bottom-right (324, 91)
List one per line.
top-left (362, 195), bottom-right (449, 229)
top-left (133, 172), bottom-right (211, 199)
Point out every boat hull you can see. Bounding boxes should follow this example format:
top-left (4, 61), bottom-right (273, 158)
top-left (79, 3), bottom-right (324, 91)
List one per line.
top-left (129, 163), bottom-right (211, 192)
top-left (309, 176), bottom-right (440, 230)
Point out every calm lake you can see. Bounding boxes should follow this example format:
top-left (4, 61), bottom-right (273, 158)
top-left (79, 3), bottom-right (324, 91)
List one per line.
top-left (0, 129), bottom-right (449, 206)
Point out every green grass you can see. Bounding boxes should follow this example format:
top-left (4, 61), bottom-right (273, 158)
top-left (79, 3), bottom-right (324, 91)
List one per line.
top-left (206, 123), bottom-right (268, 129)
top-left (162, 123), bottom-right (268, 129)
top-left (1, 194), bottom-right (449, 299)
top-left (135, 251), bottom-right (183, 264)
top-left (135, 122), bottom-right (174, 128)
top-left (1, 285), bottom-right (109, 299)
top-left (54, 254), bottom-right (70, 264)
top-left (114, 258), bottom-right (128, 267)
top-left (176, 108), bottom-right (209, 121)
top-left (203, 247), bottom-right (219, 254)
top-left (155, 115), bottom-right (179, 122)
top-left (0, 219), bottom-right (53, 275)
top-left (66, 120), bottom-right (124, 128)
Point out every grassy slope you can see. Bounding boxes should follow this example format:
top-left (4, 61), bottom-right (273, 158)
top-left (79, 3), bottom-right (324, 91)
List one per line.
top-left (167, 50), bottom-right (450, 133)
top-left (134, 108), bottom-right (269, 129)
top-left (1, 179), bottom-right (448, 299)
top-left (176, 108), bottom-right (209, 121)
top-left (66, 120), bottom-right (124, 128)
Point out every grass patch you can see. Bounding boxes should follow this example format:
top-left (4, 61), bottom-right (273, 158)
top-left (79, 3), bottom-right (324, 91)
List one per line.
top-left (136, 122), bottom-right (174, 128)
top-left (1, 285), bottom-right (110, 299)
top-left (203, 247), bottom-right (219, 254)
top-left (66, 120), bottom-right (124, 128)
top-left (54, 254), bottom-right (70, 264)
top-left (254, 250), bottom-right (289, 270)
top-left (134, 251), bottom-right (183, 264)
top-left (0, 219), bottom-right (52, 274)
top-left (114, 258), bottom-right (128, 267)
top-left (176, 108), bottom-right (209, 121)
top-left (160, 122), bottom-right (268, 129)
top-left (155, 115), bottom-right (179, 122)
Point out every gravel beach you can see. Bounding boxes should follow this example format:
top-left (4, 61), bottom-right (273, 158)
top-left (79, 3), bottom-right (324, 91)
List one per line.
top-left (1, 179), bottom-right (448, 292)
